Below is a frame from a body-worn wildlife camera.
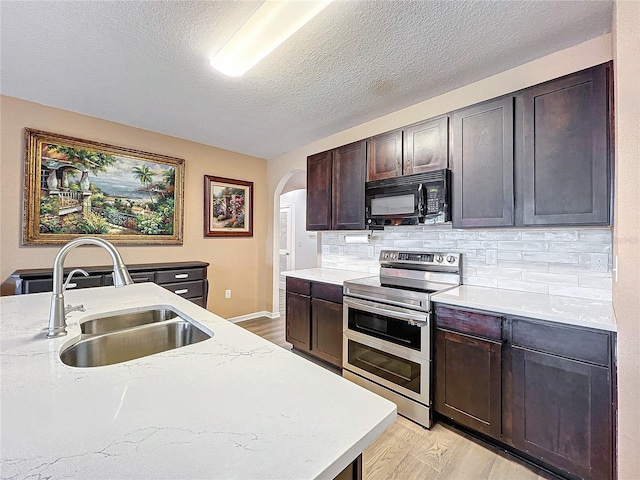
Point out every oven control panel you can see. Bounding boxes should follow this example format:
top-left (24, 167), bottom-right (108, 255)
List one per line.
top-left (380, 250), bottom-right (460, 268)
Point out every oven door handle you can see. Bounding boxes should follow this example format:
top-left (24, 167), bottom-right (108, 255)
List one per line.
top-left (344, 298), bottom-right (429, 326)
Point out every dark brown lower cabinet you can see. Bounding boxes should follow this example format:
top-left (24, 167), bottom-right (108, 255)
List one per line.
top-left (285, 277), bottom-right (343, 369)
top-left (435, 328), bottom-right (502, 439)
top-left (285, 291), bottom-right (312, 352)
top-left (434, 303), bottom-right (615, 480)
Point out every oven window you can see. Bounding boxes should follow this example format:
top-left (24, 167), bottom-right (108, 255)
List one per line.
top-left (371, 194), bottom-right (415, 216)
top-left (348, 308), bottom-right (421, 350)
top-left (348, 340), bottom-right (421, 394)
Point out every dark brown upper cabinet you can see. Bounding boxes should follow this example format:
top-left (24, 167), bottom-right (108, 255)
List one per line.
top-left (451, 97), bottom-right (515, 228)
top-left (518, 63), bottom-right (611, 226)
top-left (367, 117), bottom-right (449, 182)
top-left (404, 116), bottom-right (449, 175)
top-left (307, 140), bottom-right (366, 231)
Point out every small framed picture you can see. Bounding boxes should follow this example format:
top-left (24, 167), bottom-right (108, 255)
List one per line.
top-left (204, 175), bottom-right (253, 237)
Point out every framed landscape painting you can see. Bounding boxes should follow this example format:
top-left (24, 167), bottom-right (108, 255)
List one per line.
top-left (204, 175), bottom-right (253, 237)
top-left (23, 129), bottom-right (185, 245)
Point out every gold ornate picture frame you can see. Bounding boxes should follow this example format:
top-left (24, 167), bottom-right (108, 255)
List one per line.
top-left (204, 175), bottom-right (253, 237)
top-left (23, 128), bottom-right (185, 245)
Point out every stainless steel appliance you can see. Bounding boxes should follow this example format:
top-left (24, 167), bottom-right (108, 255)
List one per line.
top-left (365, 169), bottom-right (451, 229)
top-left (342, 250), bottom-right (461, 428)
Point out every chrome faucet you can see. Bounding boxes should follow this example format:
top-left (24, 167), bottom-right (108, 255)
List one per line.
top-left (47, 237), bottom-right (133, 338)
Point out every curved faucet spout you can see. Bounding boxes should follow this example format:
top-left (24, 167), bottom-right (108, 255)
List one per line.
top-left (47, 237), bottom-right (133, 338)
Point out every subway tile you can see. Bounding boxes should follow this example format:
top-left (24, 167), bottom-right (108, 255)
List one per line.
top-left (578, 275), bottom-right (613, 289)
top-left (497, 279), bottom-right (549, 295)
top-left (477, 230), bottom-right (522, 241)
top-left (455, 240), bottom-right (498, 250)
top-left (453, 249), bottom-right (478, 260)
top-left (392, 240), bottom-right (425, 248)
top-left (548, 262), bottom-right (592, 273)
top-left (522, 252), bottom-right (579, 263)
top-left (409, 230), bottom-right (440, 240)
top-left (475, 267), bottom-right (523, 280)
top-left (497, 260), bottom-right (549, 272)
top-left (577, 229), bottom-right (613, 242)
top-left (522, 271), bottom-right (579, 285)
top-left (498, 241), bottom-right (548, 251)
top-left (521, 230), bottom-right (578, 241)
top-left (422, 240), bottom-right (457, 249)
top-left (497, 251), bottom-right (522, 261)
top-left (439, 231), bottom-right (479, 241)
top-left (463, 276), bottom-right (498, 288)
top-left (548, 242), bottom-right (612, 253)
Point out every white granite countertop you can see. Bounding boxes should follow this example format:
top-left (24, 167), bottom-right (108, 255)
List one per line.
top-left (432, 285), bottom-right (616, 332)
top-left (283, 268), bottom-right (372, 286)
top-left (0, 283), bottom-right (396, 480)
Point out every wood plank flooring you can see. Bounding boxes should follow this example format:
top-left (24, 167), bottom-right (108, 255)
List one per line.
top-left (237, 294), bottom-right (552, 480)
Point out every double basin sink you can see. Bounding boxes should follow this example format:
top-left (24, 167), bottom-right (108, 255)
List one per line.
top-left (60, 308), bottom-right (212, 368)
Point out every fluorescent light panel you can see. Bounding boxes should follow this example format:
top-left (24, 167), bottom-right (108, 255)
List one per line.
top-left (210, 0), bottom-right (332, 77)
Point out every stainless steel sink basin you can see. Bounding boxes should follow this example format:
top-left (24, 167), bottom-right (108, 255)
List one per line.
top-left (60, 320), bottom-right (212, 367)
top-left (80, 308), bottom-right (180, 334)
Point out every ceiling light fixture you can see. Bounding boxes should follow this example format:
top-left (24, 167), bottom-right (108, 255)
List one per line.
top-left (210, 0), bottom-right (333, 77)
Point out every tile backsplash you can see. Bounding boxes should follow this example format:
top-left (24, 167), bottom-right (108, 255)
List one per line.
top-left (321, 225), bottom-right (612, 301)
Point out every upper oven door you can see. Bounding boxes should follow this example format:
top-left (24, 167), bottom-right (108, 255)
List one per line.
top-left (343, 296), bottom-right (430, 355)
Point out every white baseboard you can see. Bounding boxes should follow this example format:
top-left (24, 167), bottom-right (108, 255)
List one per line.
top-left (227, 311), bottom-right (281, 323)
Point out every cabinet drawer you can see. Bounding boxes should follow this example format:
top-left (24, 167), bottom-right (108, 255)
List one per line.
top-left (22, 275), bottom-right (103, 294)
top-left (156, 268), bottom-right (206, 285)
top-left (435, 304), bottom-right (502, 341)
top-left (311, 282), bottom-right (343, 304)
top-left (162, 280), bottom-right (204, 299)
top-left (286, 277), bottom-right (311, 296)
top-left (104, 271), bottom-right (155, 286)
top-left (511, 318), bottom-right (610, 366)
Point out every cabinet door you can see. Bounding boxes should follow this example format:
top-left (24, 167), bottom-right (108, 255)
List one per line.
top-left (520, 64), bottom-right (610, 226)
top-left (452, 97), bottom-right (514, 228)
top-left (306, 150), bottom-right (333, 231)
top-left (435, 329), bottom-right (502, 439)
top-left (367, 130), bottom-right (402, 181)
top-left (512, 347), bottom-right (612, 480)
top-left (285, 292), bottom-right (311, 352)
top-left (332, 140), bottom-right (366, 230)
top-left (311, 298), bottom-right (343, 368)
top-left (404, 116), bottom-right (448, 175)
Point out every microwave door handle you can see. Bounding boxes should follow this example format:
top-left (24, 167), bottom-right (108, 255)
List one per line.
top-left (417, 183), bottom-right (424, 217)
top-left (345, 298), bottom-right (429, 326)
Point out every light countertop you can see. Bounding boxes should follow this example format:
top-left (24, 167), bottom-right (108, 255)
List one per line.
top-left (0, 283), bottom-right (396, 480)
top-left (432, 285), bottom-right (616, 332)
top-left (283, 268), bottom-right (372, 286)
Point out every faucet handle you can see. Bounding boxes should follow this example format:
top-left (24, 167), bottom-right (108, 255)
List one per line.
top-left (65, 304), bottom-right (86, 314)
top-left (63, 269), bottom-right (89, 291)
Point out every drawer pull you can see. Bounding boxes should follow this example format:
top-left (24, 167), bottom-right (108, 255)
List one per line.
top-left (175, 273), bottom-right (189, 279)
top-left (174, 289), bottom-right (189, 295)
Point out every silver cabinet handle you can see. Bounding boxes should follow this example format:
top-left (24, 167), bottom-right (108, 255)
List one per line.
top-left (175, 273), bottom-right (189, 279)
top-left (174, 289), bottom-right (189, 295)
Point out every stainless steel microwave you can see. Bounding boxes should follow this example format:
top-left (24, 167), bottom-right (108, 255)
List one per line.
top-left (365, 169), bottom-right (451, 229)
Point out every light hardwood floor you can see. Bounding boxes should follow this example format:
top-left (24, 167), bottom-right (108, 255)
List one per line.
top-left (237, 294), bottom-right (551, 480)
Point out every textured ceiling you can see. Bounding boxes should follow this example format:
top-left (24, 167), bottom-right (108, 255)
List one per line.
top-left (0, 1), bottom-right (612, 160)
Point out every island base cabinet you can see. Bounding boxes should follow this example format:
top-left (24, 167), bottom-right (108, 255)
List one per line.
top-left (511, 347), bottom-right (612, 480)
top-left (435, 328), bottom-right (502, 440)
top-left (334, 454), bottom-right (362, 480)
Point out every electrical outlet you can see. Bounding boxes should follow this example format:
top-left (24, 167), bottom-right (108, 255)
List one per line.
top-left (322, 245), bottom-right (330, 254)
top-left (225, 289), bottom-right (232, 299)
top-left (486, 249), bottom-right (497, 265)
top-left (338, 246), bottom-right (344, 255)
top-left (368, 246), bottom-right (375, 258)
top-left (591, 253), bottom-right (609, 272)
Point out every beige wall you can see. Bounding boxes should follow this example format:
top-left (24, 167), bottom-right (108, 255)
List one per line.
top-left (0, 96), bottom-right (269, 319)
top-left (612, 1), bottom-right (640, 478)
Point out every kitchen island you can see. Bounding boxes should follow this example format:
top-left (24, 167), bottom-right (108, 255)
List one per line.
top-left (0, 283), bottom-right (396, 479)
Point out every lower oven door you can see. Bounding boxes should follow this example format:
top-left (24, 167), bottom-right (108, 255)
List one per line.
top-left (343, 329), bottom-right (431, 407)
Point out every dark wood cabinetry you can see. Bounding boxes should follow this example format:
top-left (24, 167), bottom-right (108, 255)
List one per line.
top-left (11, 261), bottom-right (209, 307)
top-left (434, 305), bottom-right (503, 439)
top-left (451, 97), bottom-right (515, 228)
top-left (285, 277), bottom-right (343, 369)
top-left (519, 63), bottom-right (611, 226)
top-left (367, 117), bottom-right (448, 182)
top-left (510, 318), bottom-right (613, 480)
top-left (307, 140), bottom-right (366, 231)
top-left (433, 303), bottom-right (615, 480)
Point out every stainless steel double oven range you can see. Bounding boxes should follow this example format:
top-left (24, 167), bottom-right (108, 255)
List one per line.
top-left (342, 250), bottom-right (461, 428)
